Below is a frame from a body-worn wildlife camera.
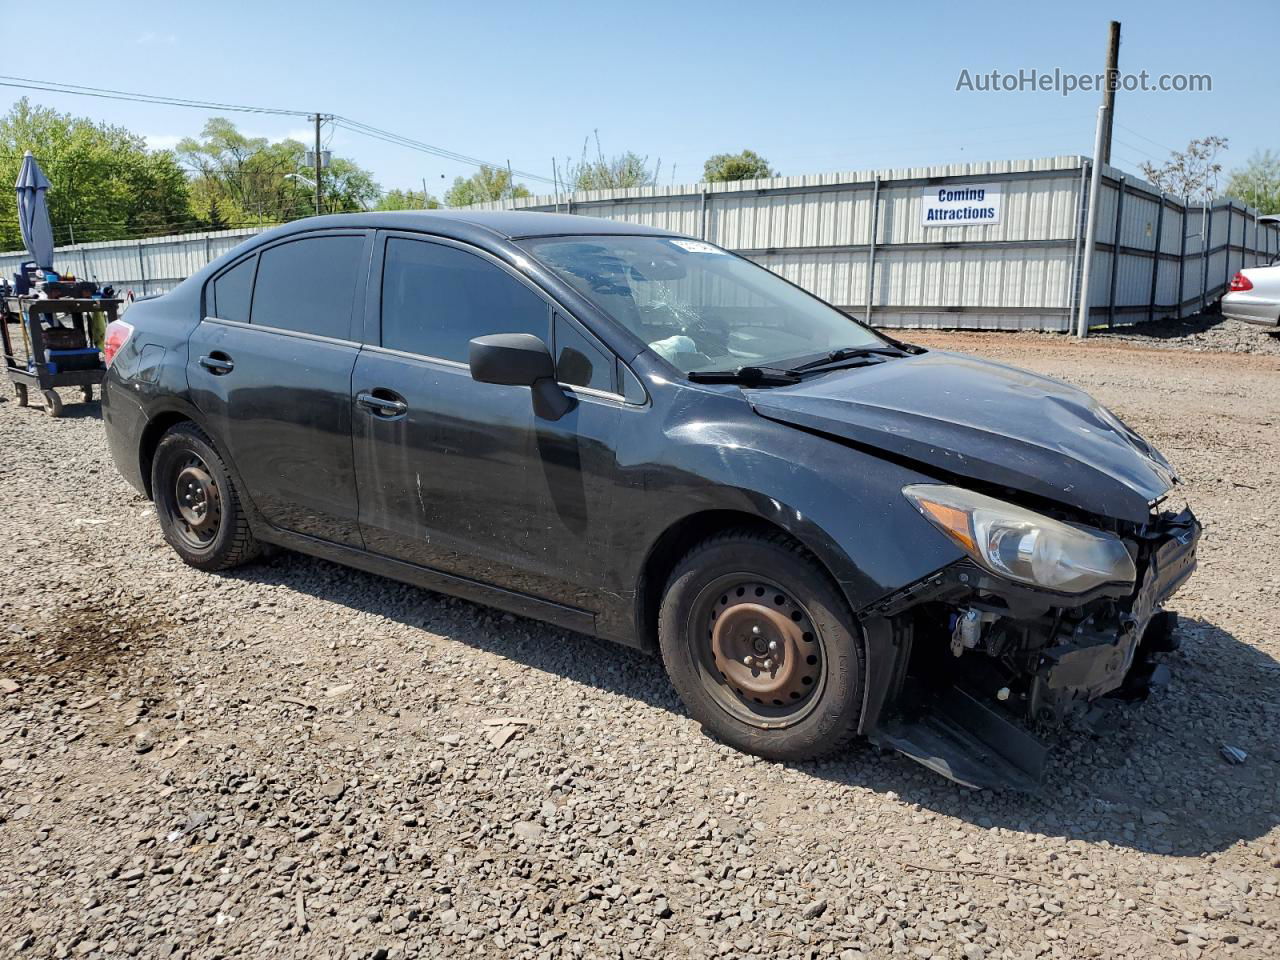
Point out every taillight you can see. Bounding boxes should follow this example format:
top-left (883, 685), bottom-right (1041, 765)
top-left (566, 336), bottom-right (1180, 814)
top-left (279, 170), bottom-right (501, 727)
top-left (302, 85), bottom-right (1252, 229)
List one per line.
top-left (1228, 272), bottom-right (1253, 292)
top-left (103, 319), bottom-right (135, 367)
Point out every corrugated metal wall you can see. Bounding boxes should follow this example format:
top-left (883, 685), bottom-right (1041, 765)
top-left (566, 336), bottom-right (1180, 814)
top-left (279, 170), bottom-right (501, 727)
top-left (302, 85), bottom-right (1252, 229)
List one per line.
top-left (2, 157), bottom-right (1276, 332)
top-left (471, 156), bottom-right (1280, 332)
top-left (1085, 168), bottom-right (1279, 326)
top-left (0, 227), bottom-right (267, 299)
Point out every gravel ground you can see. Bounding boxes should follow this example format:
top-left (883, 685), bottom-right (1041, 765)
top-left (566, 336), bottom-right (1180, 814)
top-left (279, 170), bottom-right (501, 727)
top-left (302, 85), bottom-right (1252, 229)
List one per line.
top-left (1, 330), bottom-right (1278, 960)
top-left (973, 314), bottom-right (1280, 357)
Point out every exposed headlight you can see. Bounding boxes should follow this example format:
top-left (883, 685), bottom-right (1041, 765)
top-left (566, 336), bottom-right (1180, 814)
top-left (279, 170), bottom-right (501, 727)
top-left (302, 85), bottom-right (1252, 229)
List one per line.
top-left (903, 484), bottom-right (1136, 594)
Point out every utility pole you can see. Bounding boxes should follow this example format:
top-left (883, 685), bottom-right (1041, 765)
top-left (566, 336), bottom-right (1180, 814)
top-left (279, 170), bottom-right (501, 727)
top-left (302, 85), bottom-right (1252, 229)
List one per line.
top-left (313, 113), bottom-right (323, 215)
top-left (1077, 105), bottom-right (1110, 339)
top-left (1099, 21), bottom-right (1121, 166)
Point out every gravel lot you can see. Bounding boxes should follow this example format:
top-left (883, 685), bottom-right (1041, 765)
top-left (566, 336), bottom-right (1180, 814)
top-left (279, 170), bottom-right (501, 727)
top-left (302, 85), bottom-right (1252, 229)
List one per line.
top-left (1, 319), bottom-right (1277, 960)
top-left (1088, 314), bottom-right (1280, 355)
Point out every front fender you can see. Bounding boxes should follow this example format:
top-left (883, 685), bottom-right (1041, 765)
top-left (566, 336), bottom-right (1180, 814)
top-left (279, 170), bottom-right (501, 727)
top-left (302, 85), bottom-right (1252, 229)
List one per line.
top-left (651, 407), bottom-right (966, 612)
top-left (614, 403), bottom-right (964, 730)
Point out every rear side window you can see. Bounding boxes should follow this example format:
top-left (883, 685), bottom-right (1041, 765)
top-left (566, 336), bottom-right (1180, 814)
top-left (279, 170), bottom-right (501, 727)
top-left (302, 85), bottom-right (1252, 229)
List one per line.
top-left (250, 235), bottom-right (364, 339)
top-left (380, 238), bottom-right (549, 361)
top-left (210, 255), bottom-right (255, 323)
top-left (554, 313), bottom-right (613, 392)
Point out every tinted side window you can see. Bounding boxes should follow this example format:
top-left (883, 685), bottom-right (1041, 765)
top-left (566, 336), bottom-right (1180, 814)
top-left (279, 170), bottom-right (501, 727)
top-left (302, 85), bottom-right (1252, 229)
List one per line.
top-left (211, 255), bottom-right (256, 323)
top-left (554, 313), bottom-right (613, 391)
top-left (250, 235), bottom-right (364, 339)
top-left (381, 238), bottom-right (548, 361)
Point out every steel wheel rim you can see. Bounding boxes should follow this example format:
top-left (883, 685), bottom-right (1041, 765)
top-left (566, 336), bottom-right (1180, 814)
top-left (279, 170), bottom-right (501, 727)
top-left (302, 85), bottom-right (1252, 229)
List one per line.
top-left (690, 576), bottom-right (826, 728)
top-left (169, 454), bottom-right (222, 548)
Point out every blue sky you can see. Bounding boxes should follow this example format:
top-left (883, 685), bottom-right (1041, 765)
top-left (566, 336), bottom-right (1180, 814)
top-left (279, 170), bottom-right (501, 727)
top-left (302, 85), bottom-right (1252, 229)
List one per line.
top-left (3, 0), bottom-right (1275, 197)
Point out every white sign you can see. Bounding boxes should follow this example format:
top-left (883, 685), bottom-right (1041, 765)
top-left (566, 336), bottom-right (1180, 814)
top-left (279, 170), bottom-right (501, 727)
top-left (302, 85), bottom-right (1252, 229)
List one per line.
top-left (921, 183), bottom-right (1002, 227)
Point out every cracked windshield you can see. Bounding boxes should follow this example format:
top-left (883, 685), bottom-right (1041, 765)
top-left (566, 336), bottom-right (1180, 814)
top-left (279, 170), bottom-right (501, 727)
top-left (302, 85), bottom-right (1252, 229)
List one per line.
top-left (521, 235), bottom-right (886, 372)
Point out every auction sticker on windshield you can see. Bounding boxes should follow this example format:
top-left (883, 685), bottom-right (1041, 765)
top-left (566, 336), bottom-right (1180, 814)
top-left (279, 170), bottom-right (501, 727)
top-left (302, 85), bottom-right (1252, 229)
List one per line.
top-left (670, 239), bottom-right (726, 254)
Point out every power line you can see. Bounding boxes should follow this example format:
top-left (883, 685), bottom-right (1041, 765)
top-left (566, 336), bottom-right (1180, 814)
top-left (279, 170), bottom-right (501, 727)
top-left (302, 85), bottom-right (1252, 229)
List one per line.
top-left (330, 118), bottom-right (556, 185)
top-left (0, 75), bottom-right (310, 117)
top-left (1114, 122), bottom-right (1176, 155)
top-left (1113, 137), bottom-right (1164, 163)
top-left (0, 74), bottom-right (557, 184)
top-left (1111, 153), bottom-right (1151, 176)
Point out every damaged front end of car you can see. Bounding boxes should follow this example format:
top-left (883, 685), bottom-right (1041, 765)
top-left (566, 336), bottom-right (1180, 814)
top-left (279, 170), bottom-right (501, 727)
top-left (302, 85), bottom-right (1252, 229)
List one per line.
top-left (858, 488), bottom-right (1200, 793)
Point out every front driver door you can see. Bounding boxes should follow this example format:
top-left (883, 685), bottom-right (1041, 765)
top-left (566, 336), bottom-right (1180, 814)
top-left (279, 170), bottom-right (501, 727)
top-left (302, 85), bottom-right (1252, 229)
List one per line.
top-left (350, 233), bottom-right (622, 610)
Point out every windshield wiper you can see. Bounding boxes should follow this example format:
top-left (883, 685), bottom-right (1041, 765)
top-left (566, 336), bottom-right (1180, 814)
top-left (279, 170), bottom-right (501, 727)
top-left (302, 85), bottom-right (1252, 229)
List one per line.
top-left (789, 346), bottom-right (906, 373)
top-left (687, 365), bottom-right (802, 386)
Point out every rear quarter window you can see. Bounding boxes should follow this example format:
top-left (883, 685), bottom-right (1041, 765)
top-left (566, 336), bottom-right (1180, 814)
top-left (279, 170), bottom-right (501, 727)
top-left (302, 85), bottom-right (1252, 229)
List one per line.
top-left (210, 255), bottom-right (256, 323)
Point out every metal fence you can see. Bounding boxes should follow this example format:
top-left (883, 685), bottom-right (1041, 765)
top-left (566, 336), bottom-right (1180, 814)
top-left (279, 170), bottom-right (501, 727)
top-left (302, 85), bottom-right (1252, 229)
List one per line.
top-left (0, 226), bottom-right (268, 299)
top-left (2, 156), bottom-right (1276, 331)
top-left (468, 155), bottom-right (1280, 332)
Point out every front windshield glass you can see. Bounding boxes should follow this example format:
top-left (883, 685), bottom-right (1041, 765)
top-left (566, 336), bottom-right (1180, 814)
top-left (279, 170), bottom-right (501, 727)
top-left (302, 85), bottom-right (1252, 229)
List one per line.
top-left (519, 235), bottom-right (886, 373)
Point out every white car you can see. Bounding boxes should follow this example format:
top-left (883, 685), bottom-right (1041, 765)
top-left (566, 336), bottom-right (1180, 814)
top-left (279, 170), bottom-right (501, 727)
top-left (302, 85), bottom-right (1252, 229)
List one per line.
top-left (1222, 261), bottom-right (1280, 329)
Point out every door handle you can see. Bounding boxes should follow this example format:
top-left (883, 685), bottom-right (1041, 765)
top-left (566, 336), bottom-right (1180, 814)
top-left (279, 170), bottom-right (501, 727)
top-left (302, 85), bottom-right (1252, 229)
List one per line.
top-left (356, 390), bottom-right (408, 417)
top-left (198, 353), bottom-right (234, 375)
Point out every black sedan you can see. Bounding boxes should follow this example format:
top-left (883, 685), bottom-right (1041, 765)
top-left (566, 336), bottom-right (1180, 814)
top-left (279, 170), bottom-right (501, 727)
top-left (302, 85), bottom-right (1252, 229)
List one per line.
top-left (101, 211), bottom-right (1199, 790)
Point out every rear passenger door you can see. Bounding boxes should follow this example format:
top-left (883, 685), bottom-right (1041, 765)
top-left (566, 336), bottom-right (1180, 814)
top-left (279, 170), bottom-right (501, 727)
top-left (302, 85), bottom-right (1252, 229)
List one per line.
top-left (189, 230), bottom-right (372, 547)
top-left (350, 232), bottom-right (625, 610)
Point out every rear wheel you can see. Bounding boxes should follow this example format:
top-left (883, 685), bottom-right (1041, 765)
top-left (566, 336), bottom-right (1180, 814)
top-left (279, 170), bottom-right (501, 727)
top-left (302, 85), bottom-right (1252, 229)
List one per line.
top-left (151, 422), bottom-right (258, 571)
top-left (658, 531), bottom-right (865, 762)
top-left (14, 383), bottom-right (27, 407)
top-left (42, 390), bottom-right (62, 418)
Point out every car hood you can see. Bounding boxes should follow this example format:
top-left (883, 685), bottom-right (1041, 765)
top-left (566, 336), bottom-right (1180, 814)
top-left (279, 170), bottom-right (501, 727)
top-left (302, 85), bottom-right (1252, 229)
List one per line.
top-left (746, 351), bottom-right (1177, 523)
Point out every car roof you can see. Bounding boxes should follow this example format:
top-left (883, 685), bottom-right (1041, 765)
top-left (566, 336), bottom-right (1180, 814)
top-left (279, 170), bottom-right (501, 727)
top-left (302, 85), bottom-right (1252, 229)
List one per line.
top-left (263, 209), bottom-right (685, 243)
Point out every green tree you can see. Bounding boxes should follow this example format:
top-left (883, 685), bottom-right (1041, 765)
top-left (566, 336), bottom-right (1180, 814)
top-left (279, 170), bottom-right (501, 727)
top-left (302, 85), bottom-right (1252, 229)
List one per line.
top-left (177, 118), bottom-right (379, 224)
top-left (126, 150), bottom-right (196, 235)
top-left (0, 98), bottom-right (196, 249)
top-left (444, 165), bottom-right (529, 206)
top-left (205, 195), bottom-right (229, 231)
top-left (324, 156), bottom-right (381, 213)
top-left (703, 149), bottom-right (777, 182)
top-left (1226, 150), bottom-right (1280, 215)
top-left (560, 132), bottom-right (660, 191)
top-left (375, 188), bottom-right (440, 211)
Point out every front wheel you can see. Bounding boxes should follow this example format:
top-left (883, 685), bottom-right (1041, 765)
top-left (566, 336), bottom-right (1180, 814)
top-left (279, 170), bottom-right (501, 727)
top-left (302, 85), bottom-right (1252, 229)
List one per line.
top-left (658, 530), bottom-right (865, 762)
top-left (151, 422), bottom-right (259, 571)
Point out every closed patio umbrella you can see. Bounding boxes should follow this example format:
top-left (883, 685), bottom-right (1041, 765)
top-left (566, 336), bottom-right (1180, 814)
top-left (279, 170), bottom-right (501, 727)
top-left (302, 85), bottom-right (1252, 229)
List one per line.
top-left (15, 151), bottom-right (54, 271)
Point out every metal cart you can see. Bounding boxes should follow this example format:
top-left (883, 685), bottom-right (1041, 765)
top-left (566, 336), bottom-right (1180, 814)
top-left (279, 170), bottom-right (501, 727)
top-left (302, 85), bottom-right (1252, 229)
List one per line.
top-left (2, 296), bottom-right (121, 417)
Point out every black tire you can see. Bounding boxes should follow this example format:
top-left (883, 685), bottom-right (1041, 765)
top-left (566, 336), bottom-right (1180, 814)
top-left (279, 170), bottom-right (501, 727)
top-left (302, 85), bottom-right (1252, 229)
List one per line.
top-left (151, 422), bottom-right (259, 571)
top-left (43, 390), bottom-right (62, 418)
top-left (658, 530), bottom-right (865, 762)
top-left (14, 383), bottom-right (27, 407)
top-left (81, 384), bottom-right (93, 402)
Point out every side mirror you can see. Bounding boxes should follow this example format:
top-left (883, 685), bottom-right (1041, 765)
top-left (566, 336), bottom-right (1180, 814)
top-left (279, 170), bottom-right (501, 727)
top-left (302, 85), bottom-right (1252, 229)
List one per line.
top-left (468, 333), bottom-right (572, 419)
top-left (469, 333), bottom-right (554, 386)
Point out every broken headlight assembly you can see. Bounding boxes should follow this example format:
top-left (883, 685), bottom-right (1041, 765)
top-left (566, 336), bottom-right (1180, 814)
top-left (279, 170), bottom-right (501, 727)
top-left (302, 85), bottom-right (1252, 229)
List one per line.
top-left (902, 484), bottom-right (1136, 594)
